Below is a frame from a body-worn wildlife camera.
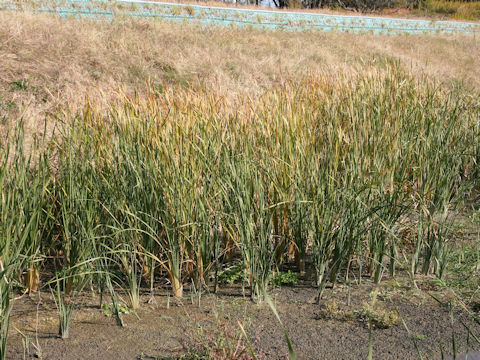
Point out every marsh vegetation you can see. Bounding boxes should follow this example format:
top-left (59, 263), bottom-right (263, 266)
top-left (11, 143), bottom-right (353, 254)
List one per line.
top-left (1, 12), bottom-right (480, 360)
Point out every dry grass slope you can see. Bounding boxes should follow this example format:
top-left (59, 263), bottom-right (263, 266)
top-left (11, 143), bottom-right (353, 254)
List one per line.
top-left (0, 11), bottom-right (479, 137)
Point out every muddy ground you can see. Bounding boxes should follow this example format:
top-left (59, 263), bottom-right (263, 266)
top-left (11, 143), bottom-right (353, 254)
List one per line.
top-left (6, 273), bottom-right (480, 360)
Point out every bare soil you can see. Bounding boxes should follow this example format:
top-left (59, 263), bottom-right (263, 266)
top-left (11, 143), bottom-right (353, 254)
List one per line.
top-left (6, 276), bottom-right (480, 360)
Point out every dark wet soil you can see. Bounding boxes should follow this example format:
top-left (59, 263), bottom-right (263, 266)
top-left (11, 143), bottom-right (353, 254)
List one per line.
top-left (6, 276), bottom-right (480, 360)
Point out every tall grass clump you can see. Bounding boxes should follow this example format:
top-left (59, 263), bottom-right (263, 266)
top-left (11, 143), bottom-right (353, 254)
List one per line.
top-left (0, 65), bottom-right (479, 355)
top-left (225, 154), bottom-right (278, 301)
top-left (51, 66), bottom-right (478, 299)
top-left (0, 126), bottom-right (53, 359)
top-left (52, 277), bottom-right (74, 339)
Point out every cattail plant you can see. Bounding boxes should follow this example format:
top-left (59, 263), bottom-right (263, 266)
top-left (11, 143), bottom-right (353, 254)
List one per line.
top-left (0, 124), bottom-right (55, 359)
top-left (1, 63), bottom-right (478, 356)
top-left (52, 277), bottom-right (75, 339)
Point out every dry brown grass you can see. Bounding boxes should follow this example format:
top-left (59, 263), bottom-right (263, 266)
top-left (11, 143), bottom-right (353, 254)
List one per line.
top-left (1, 11), bottom-right (479, 136)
